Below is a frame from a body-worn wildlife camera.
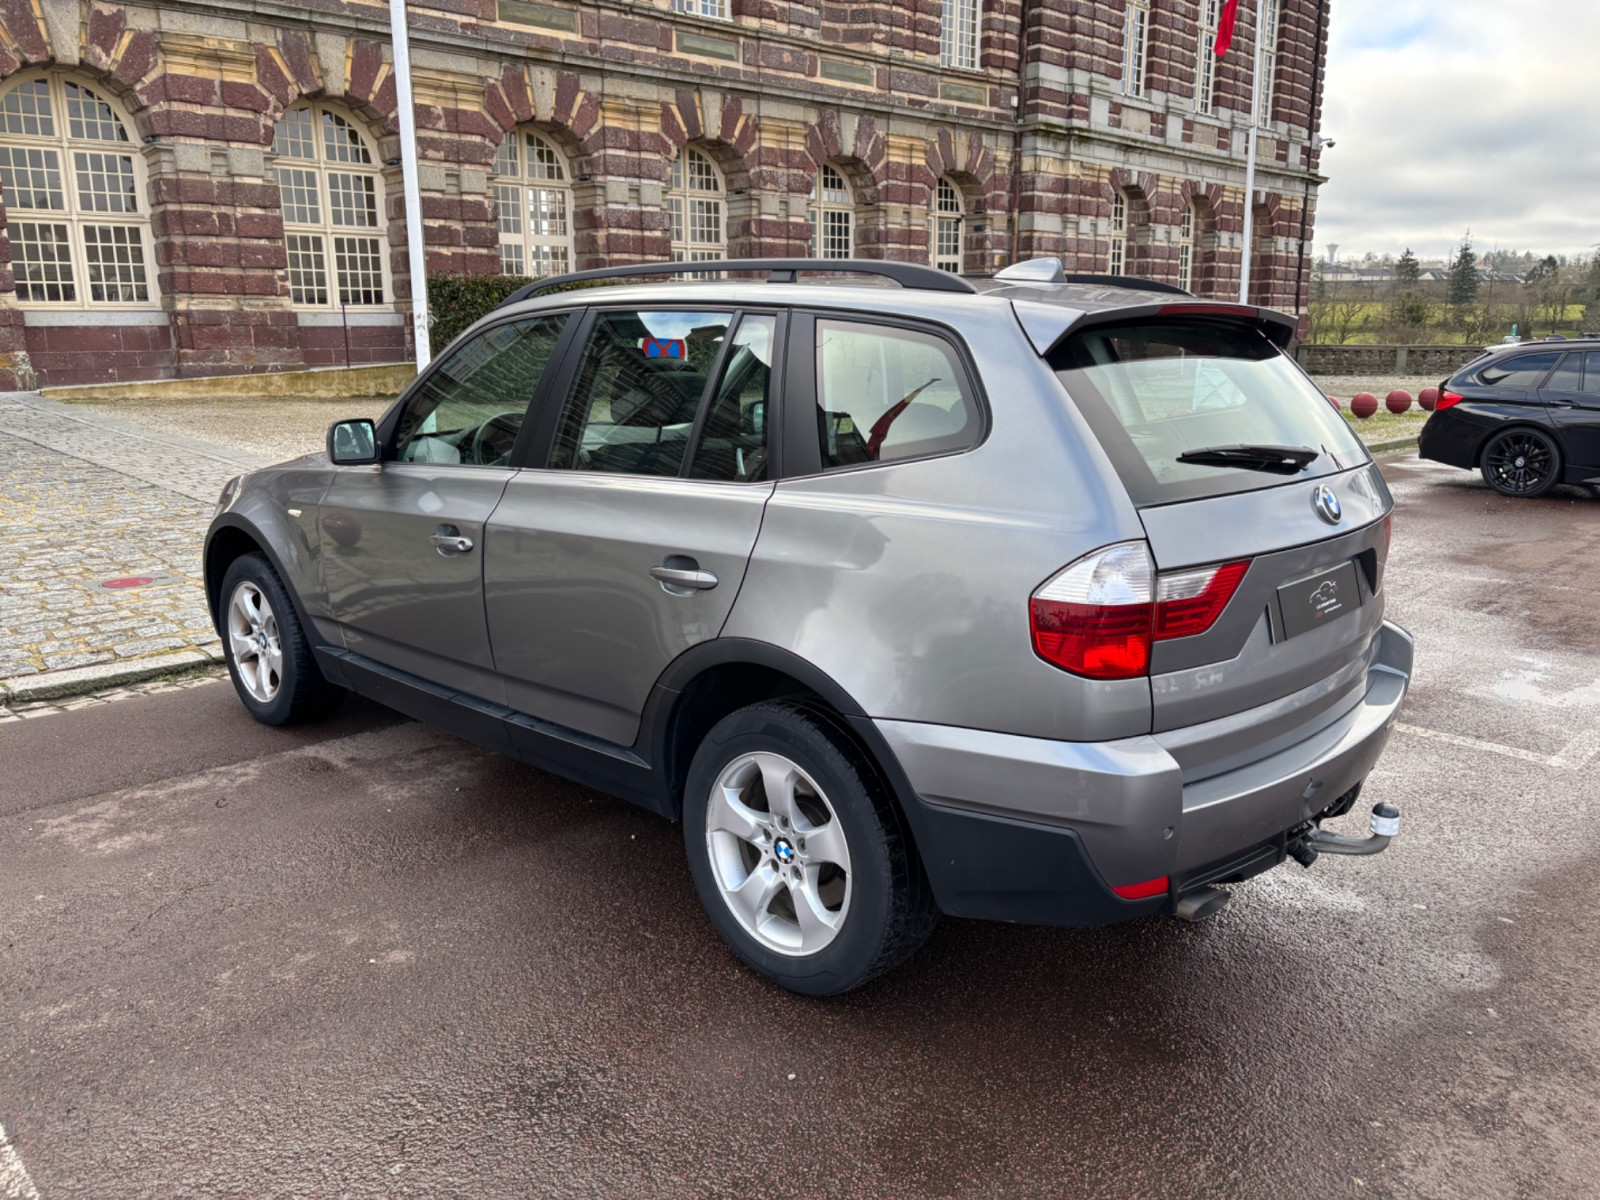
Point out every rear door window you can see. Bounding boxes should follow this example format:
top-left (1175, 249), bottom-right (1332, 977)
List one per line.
top-left (814, 319), bottom-right (981, 470)
top-left (548, 309), bottom-right (731, 475)
top-left (689, 313), bottom-right (777, 483)
top-left (1050, 320), bottom-right (1367, 507)
top-left (1476, 352), bottom-right (1560, 388)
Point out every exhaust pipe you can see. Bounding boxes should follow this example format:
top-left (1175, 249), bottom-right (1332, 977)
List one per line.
top-left (1291, 803), bottom-right (1400, 866)
top-left (1173, 886), bottom-right (1231, 922)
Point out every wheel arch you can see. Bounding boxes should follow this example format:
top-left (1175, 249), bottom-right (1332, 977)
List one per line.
top-left (204, 516), bottom-right (320, 644)
top-left (642, 640), bottom-right (924, 837)
top-left (1473, 419), bottom-right (1564, 470)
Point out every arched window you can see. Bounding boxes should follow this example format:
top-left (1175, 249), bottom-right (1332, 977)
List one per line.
top-left (0, 75), bottom-right (154, 306)
top-left (269, 102), bottom-right (387, 308)
top-left (667, 147), bottom-right (724, 263)
top-left (493, 129), bottom-right (572, 278)
top-left (809, 164), bottom-right (854, 260)
top-left (1108, 191), bottom-right (1128, 275)
top-left (932, 177), bottom-right (963, 273)
top-left (1177, 201), bottom-right (1195, 292)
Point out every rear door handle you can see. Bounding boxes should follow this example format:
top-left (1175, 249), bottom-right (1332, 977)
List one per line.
top-left (650, 565), bottom-right (718, 591)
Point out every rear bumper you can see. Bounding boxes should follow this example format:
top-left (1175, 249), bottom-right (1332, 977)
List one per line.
top-left (875, 620), bottom-right (1414, 926)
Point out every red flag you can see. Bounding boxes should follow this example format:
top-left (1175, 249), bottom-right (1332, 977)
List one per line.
top-left (1214, 0), bottom-right (1240, 56)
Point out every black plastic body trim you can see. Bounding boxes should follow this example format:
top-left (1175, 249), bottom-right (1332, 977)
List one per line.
top-left (203, 513), bottom-right (328, 646)
top-left (311, 637), bottom-right (1152, 928)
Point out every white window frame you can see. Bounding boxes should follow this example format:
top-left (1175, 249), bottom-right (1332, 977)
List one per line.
top-left (1196, 0), bottom-right (1219, 115)
top-left (808, 164), bottom-right (855, 260)
top-left (268, 101), bottom-right (389, 310)
top-left (1178, 202), bottom-right (1195, 292)
top-left (0, 73), bottom-right (157, 310)
top-left (1257, 0), bottom-right (1281, 126)
top-left (932, 177), bottom-right (963, 273)
top-left (941, 0), bottom-right (980, 71)
top-left (1122, 1), bottom-right (1149, 97)
top-left (1108, 191), bottom-right (1127, 276)
top-left (667, 146), bottom-right (725, 265)
top-left (671, 0), bottom-right (729, 18)
top-left (493, 129), bottom-right (573, 279)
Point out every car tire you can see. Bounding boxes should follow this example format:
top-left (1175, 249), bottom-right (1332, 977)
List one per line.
top-left (219, 553), bottom-right (344, 726)
top-left (1480, 427), bottom-right (1562, 497)
top-left (682, 701), bottom-right (938, 996)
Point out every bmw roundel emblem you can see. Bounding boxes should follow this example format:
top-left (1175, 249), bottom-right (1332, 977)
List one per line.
top-left (1312, 484), bottom-right (1343, 525)
top-left (774, 838), bottom-right (796, 864)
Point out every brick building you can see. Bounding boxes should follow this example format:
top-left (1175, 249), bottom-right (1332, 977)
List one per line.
top-left (0, 0), bottom-right (1329, 390)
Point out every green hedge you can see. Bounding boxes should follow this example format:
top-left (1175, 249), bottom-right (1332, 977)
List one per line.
top-left (426, 273), bottom-right (534, 348)
top-left (426, 272), bottom-right (614, 349)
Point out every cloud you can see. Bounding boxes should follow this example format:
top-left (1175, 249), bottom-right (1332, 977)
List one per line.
top-left (1316, 0), bottom-right (1600, 262)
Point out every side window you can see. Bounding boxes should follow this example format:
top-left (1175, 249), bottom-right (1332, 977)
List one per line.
top-left (689, 314), bottom-right (776, 482)
top-left (814, 319), bottom-right (980, 470)
top-left (1546, 354), bottom-right (1583, 392)
top-left (1477, 351), bottom-right (1560, 389)
top-left (393, 313), bottom-right (567, 466)
top-left (1584, 352), bottom-right (1600, 395)
top-left (549, 309), bottom-right (731, 475)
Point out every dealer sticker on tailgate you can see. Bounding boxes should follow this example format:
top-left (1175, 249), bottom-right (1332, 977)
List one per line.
top-left (1277, 560), bottom-right (1361, 640)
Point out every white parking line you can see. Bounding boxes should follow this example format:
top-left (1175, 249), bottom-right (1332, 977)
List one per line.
top-left (1395, 721), bottom-right (1600, 771)
top-left (0, 1120), bottom-right (42, 1200)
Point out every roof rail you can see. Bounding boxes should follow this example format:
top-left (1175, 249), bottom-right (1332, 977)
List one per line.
top-left (1057, 273), bottom-right (1192, 297)
top-left (497, 258), bottom-right (978, 308)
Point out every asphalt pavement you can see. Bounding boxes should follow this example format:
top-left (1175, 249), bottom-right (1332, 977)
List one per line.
top-left (3, 455), bottom-right (1599, 1200)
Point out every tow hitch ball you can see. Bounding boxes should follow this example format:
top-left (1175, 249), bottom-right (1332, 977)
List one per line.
top-left (1288, 803), bottom-right (1401, 868)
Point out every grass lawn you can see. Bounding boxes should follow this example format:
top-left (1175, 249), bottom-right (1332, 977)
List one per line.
top-left (1343, 408), bottom-right (1429, 445)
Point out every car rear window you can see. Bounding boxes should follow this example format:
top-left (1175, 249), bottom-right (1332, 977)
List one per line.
top-left (1050, 320), bottom-right (1368, 507)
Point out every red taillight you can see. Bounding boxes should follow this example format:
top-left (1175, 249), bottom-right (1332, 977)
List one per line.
top-left (1153, 560), bottom-right (1251, 641)
top-left (1158, 303), bottom-right (1259, 319)
top-left (1111, 875), bottom-right (1169, 900)
top-left (1436, 391), bottom-right (1464, 410)
top-left (1030, 544), bottom-right (1251, 678)
top-left (1030, 542), bottom-right (1153, 680)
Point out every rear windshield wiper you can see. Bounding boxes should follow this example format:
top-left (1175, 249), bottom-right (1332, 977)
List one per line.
top-left (1175, 444), bottom-right (1320, 475)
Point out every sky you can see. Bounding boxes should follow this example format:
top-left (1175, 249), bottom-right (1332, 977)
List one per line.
top-left (1314, 0), bottom-right (1600, 264)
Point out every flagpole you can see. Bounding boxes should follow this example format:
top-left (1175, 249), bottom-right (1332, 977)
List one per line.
top-left (389, 0), bottom-right (432, 368)
top-left (1238, 0), bottom-right (1264, 302)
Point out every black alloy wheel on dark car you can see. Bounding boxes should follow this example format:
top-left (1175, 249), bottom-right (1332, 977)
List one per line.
top-left (1480, 427), bottom-right (1562, 498)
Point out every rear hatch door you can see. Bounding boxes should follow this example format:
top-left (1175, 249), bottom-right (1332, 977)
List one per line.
top-left (1050, 315), bottom-right (1391, 779)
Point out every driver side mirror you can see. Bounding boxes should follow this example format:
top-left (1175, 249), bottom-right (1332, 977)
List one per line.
top-left (328, 418), bottom-right (378, 465)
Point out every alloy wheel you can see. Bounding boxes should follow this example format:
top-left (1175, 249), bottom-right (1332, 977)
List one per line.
top-left (1484, 432), bottom-right (1556, 495)
top-left (704, 751), bottom-right (853, 957)
top-left (227, 580), bottom-right (283, 703)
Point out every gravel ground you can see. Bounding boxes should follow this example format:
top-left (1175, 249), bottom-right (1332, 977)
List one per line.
top-left (66, 394), bottom-right (396, 464)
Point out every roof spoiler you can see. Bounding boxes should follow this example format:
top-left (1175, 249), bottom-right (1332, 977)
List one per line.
top-left (1012, 298), bottom-right (1300, 357)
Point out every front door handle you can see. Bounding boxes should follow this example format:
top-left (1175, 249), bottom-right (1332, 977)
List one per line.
top-left (650, 563), bottom-right (718, 592)
top-left (431, 524), bottom-right (474, 555)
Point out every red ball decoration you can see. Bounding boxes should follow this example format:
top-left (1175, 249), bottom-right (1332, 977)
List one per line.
top-left (1418, 387), bottom-right (1439, 411)
top-left (1350, 392), bottom-right (1379, 419)
top-left (1385, 389), bottom-right (1413, 414)
top-left (1326, 394), bottom-right (1342, 411)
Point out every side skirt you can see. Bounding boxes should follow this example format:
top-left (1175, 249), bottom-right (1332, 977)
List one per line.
top-left (315, 647), bottom-right (672, 817)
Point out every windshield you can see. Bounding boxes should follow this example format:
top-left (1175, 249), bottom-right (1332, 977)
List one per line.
top-left (1050, 320), bottom-right (1367, 507)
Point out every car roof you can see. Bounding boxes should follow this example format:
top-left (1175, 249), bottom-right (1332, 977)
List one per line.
top-left (489, 274), bottom-right (1294, 357)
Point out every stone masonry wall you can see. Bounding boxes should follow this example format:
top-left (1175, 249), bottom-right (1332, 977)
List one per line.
top-left (0, 0), bottom-right (1328, 387)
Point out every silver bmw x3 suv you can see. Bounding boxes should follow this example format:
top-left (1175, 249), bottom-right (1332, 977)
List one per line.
top-left (205, 257), bottom-right (1412, 995)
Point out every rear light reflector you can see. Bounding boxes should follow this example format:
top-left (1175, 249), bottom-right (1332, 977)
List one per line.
top-left (1436, 391), bottom-right (1464, 410)
top-left (1030, 544), bottom-right (1253, 678)
top-left (1030, 542), bottom-right (1153, 680)
top-left (1153, 560), bottom-right (1251, 641)
top-left (1111, 875), bottom-right (1169, 900)
top-left (1158, 303), bottom-right (1259, 319)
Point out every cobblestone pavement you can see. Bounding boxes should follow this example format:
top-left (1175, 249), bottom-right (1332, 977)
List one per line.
top-left (0, 393), bottom-right (271, 683)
